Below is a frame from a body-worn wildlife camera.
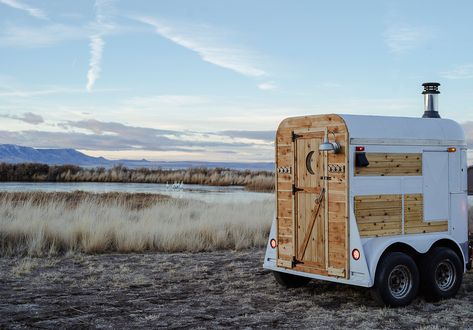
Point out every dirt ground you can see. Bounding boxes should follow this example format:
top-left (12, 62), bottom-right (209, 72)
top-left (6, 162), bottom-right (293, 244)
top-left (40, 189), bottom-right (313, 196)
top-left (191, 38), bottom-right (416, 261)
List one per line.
top-left (1, 250), bottom-right (473, 329)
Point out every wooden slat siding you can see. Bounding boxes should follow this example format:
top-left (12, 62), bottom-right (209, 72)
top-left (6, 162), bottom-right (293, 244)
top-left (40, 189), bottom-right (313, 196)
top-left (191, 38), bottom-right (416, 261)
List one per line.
top-left (354, 195), bottom-right (402, 237)
top-left (355, 153), bottom-right (422, 176)
top-left (275, 114), bottom-right (348, 278)
top-left (404, 194), bottom-right (448, 234)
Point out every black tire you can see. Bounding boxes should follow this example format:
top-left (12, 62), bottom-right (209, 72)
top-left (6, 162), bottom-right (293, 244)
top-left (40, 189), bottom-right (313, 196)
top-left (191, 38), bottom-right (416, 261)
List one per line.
top-left (272, 271), bottom-right (311, 288)
top-left (420, 247), bottom-right (463, 302)
top-left (371, 252), bottom-right (419, 307)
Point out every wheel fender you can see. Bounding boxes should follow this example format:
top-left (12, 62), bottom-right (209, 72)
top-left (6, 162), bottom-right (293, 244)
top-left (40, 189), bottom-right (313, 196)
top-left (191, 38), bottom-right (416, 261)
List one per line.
top-left (363, 234), bottom-right (464, 286)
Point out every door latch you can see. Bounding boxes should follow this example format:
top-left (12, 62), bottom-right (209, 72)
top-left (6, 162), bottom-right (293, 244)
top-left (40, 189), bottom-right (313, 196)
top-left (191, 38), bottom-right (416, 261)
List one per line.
top-left (292, 184), bottom-right (303, 194)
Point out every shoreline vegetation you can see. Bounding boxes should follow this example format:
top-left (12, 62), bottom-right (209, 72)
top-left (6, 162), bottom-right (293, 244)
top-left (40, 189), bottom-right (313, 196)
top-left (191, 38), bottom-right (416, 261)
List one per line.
top-left (0, 191), bottom-right (273, 256)
top-left (0, 163), bottom-right (275, 192)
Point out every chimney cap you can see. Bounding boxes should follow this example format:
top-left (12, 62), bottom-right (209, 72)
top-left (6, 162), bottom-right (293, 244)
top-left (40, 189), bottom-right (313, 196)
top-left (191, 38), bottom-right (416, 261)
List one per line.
top-left (422, 82), bottom-right (441, 94)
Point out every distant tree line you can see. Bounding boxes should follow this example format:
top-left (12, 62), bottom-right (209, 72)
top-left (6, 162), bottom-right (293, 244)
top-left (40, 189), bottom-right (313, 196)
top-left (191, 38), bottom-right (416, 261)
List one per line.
top-left (0, 163), bottom-right (275, 192)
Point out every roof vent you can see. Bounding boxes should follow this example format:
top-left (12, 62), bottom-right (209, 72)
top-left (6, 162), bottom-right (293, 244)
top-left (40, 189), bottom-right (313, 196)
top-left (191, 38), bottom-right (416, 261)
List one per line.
top-left (422, 82), bottom-right (441, 118)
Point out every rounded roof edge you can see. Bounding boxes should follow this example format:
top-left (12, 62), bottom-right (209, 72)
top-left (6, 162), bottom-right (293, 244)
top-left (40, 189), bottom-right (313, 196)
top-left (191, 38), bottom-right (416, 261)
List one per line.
top-left (338, 114), bottom-right (465, 143)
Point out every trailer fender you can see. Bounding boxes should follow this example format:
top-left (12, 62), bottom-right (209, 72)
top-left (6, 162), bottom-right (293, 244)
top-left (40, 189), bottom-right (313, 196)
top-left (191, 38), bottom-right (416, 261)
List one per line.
top-left (363, 234), bottom-right (465, 286)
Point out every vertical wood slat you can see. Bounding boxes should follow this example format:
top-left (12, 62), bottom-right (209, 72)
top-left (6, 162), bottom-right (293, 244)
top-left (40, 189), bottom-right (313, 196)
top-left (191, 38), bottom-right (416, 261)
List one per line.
top-left (275, 114), bottom-right (348, 278)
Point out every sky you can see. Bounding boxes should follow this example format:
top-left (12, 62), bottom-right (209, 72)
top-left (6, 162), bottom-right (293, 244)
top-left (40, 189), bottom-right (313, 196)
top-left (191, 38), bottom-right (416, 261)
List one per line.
top-left (0, 0), bottom-right (472, 163)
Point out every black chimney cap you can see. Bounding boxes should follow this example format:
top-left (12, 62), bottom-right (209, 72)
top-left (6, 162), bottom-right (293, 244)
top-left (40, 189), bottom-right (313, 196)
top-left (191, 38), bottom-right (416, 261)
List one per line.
top-left (422, 82), bottom-right (440, 94)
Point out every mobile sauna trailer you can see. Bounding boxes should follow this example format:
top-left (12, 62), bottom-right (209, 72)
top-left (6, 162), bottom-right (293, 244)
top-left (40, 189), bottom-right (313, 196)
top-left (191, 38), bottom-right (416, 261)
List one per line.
top-left (263, 83), bottom-right (470, 306)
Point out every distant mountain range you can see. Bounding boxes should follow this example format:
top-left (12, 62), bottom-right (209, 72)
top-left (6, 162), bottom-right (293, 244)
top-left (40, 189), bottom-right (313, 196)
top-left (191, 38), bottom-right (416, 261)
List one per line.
top-left (0, 144), bottom-right (274, 171)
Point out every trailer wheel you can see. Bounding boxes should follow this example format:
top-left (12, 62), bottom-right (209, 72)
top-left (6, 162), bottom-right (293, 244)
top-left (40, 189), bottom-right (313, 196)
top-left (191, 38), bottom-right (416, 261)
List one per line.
top-left (420, 247), bottom-right (463, 302)
top-left (371, 252), bottom-right (419, 307)
top-left (272, 271), bottom-right (311, 288)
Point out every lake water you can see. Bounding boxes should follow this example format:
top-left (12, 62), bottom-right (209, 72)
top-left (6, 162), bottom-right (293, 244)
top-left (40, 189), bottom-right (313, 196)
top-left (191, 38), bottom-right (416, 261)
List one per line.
top-left (0, 182), bottom-right (470, 205)
top-left (0, 182), bottom-right (273, 204)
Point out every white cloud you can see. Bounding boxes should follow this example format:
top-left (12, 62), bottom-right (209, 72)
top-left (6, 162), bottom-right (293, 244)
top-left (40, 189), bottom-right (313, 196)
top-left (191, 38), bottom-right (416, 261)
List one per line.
top-left (0, 0), bottom-right (47, 20)
top-left (86, 35), bottom-right (105, 92)
top-left (257, 82), bottom-right (276, 90)
top-left (384, 24), bottom-right (432, 54)
top-left (441, 64), bottom-right (473, 80)
top-left (0, 23), bottom-right (88, 47)
top-left (86, 0), bottom-right (115, 92)
top-left (136, 16), bottom-right (266, 77)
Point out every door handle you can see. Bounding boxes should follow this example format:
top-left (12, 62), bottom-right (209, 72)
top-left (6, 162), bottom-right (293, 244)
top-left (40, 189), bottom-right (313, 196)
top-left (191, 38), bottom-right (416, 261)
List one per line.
top-left (292, 184), bottom-right (303, 194)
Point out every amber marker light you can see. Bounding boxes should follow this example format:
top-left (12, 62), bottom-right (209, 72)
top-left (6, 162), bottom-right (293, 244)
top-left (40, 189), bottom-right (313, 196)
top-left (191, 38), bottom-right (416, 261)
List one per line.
top-left (447, 147), bottom-right (457, 153)
top-left (352, 249), bottom-right (360, 260)
top-left (270, 239), bottom-right (277, 249)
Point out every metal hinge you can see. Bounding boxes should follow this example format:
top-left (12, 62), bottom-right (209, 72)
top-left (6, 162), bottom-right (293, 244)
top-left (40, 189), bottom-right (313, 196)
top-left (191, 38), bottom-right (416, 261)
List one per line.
top-left (292, 184), bottom-right (303, 194)
top-left (320, 176), bottom-right (332, 181)
top-left (292, 131), bottom-right (301, 142)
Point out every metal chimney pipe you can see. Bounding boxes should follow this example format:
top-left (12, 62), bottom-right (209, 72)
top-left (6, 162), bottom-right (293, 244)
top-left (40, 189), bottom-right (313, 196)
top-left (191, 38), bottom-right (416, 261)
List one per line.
top-left (422, 82), bottom-right (441, 118)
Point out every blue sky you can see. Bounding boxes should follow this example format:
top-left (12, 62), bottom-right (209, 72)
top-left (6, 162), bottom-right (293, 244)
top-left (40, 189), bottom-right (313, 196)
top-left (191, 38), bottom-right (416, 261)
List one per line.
top-left (0, 0), bottom-right (472, 162)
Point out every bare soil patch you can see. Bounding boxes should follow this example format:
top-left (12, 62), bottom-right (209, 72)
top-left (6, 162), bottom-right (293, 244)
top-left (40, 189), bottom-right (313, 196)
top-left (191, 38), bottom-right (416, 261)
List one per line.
top-left (2, 249), bottom-right (473, 329)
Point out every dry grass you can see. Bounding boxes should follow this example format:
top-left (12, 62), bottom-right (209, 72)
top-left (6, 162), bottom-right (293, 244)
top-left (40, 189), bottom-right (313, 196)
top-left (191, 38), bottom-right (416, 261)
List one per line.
top-left (0, 163), bottom-right (275, 192)
top-left (3, 250), bottom-right (473, 328)
top-left (0, 192), bottom-right (273, 256)
top-left (0, 191), bottom-right (171, 210)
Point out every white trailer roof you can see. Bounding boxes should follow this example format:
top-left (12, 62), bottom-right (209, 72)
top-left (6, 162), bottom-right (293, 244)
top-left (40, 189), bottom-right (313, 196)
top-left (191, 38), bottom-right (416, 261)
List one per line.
top-left (339, 114), bottom-right (465, 145)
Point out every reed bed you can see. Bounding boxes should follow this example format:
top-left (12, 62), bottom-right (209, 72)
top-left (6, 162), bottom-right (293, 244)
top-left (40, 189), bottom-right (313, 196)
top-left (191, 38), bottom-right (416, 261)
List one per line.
top-left (0, 163), bottom-right (275, 192)
top-left (0, 192), bottom-right (273, 256)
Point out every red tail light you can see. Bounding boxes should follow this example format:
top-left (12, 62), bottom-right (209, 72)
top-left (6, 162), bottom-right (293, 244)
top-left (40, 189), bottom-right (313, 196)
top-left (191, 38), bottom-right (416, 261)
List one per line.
top-left (270, 239), bottom-right (277, 249)
top-left (352, 249), bottom-right (360, 260)
top-left (355, 146), bottom-right (365, 152)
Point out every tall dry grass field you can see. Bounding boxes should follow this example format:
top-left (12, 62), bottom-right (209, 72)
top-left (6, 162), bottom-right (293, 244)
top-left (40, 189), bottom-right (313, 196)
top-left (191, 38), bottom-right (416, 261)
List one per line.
top-left (0, 163), bottom-right (275, 192)
top-left (0, 192), bottom-right (273, 256)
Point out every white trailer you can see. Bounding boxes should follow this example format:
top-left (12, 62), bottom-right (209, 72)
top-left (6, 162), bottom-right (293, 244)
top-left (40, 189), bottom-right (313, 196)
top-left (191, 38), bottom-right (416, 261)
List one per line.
top-left (263, 83), bottom-right (470, 306)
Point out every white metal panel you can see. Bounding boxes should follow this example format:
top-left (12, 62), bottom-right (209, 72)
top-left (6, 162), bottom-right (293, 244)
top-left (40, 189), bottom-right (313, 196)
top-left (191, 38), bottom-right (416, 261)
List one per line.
top-left (450, 193), bottom-right (468, 244)
top-left (449, 151), bottom-right (462, 193)
top-left (340, 115), bottom-right (465, 143)
top-left (461, 150), bottom-right (468, 192)
top-left (263, 217), bottom-right (277, 268)
top-left (402, 177), bottom-right (423, 194)
top-left (351, 177), bottom-right (402, 196)
top-left (423, 151), bottom-right (449, 221)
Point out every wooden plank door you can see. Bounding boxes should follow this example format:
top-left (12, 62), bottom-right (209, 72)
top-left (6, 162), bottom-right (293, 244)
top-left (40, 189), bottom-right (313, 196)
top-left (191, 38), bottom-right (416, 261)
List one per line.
top-left (294, 135), bottom-right (326, 269)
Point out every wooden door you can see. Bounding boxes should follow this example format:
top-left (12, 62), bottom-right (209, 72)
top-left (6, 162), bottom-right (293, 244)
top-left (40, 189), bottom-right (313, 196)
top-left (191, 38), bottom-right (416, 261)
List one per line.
top-left (294, 135), bottom-right (326, 269)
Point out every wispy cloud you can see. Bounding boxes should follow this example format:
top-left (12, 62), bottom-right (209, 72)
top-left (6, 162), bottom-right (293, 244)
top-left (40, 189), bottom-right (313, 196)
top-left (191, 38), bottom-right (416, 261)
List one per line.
top-left (1, 112), bottom-right (44, 124)
top-left (441, 64), bottom-right (473, 80)
top-left (0, 0), bottom-right (47, 20)
top-left (384, 24), bottom-right (432, 54)
top-left (0, 86), bottom-right (82, 97)
top-left (257, 82), bottom-right (276, 90)
top-left (136, 16), bottom-right (266, 78)
top-left (86, 0), bottom-right (114, 92)
top-left (0, 23), bottom-right (88, 48)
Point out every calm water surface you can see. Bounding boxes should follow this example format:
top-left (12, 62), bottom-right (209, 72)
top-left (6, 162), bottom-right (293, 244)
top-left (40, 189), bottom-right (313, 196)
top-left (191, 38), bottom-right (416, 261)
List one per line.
top-left (0, 182), bottom-right (273, 204)
top-left (0, 182), bottom-right (470, 205)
